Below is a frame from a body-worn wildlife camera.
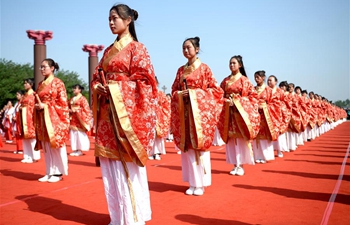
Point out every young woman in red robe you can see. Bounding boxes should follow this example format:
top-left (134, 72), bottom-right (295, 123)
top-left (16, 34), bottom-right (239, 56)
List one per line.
top-left (13, 91), bottom-right (24, 157)
top-left (302, 90), bottom-right (316, 141)
top-left (295, 86), bottom-right (308, 145)
top-left (218, 56), bottom-right (260, 176)
top-left (2, 101), bottom-right (14, 143)
top-left (268, 76), bottom-right (291, 157)
top-left (252, 71), bottom-right (280, 163)
top-left (34, 58), bottom-right (69, 183)
top-left (284, 83), bottom-right (302, 151)
top-left (68, 84), bottom-right (91, 157)
top-left (317, 95), bottom-right (328, 135)
top-left (171, 37), bottom-right (223, 196)
top-left (308, 91), bottom-right (318, 140)
top-left (18, 79), bottom-right (41, 163)
top-left (91, 4), bottom-right (157, 224)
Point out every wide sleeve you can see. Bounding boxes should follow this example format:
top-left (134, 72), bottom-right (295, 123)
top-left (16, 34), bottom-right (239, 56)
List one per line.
top-left (239, 79), bottom-right (260, 140)
top-left (51, 79), bottom-right (70, 146)
top-left (188, 65), bottom-right (223, 149)
top-left (156, 91), bottom-right (171, 137)
top-left (170, 67), bottom-right (183, 142)
top-left (76, 96), bottom-right (92, 131)
top-left (108, 43), bottom-right (158, 155)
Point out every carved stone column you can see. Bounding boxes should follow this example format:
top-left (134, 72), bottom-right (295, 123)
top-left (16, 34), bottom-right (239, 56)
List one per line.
top-left (82, 44), bottom-right (104, 103)
top-left (26, 30), bottom-right (53, 89)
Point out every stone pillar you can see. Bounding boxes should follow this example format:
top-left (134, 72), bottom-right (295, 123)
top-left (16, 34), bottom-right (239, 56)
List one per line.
top-left (82, 44), bottom-right (104, 103)
top-left (26, 30), bottom-right (53, 89)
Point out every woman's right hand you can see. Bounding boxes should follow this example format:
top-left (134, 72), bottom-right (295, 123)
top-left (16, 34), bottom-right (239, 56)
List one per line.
top-left (96, 84), bottom-right (109, 96)
top-left (225, 98), bottom-right (233, 106)
top-left (182, 89), bottom-right (189, 98)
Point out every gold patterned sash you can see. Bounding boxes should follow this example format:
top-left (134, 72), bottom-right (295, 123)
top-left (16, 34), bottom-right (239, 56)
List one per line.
top-left (257, 85), bottom-right (277, 141)
top-left (71, 94), bottom-right (90, 131)
top-left (35, 75), bottom-right (57, 148)
top-left (21, 89), bottom-right (34, 138)
top-left (178, 59), bottom-right (204, 151)
top-left (222, 74), bottom-right (254, 140)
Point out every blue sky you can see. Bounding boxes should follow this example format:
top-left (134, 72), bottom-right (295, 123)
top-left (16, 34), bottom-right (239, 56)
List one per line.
top-left (1, 0), bottom-right (349, 101)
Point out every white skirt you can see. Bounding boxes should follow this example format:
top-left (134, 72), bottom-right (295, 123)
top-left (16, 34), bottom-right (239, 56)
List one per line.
top-left (320, 124), bottom-right (325, 135)
top-left (310, 127), bottom-right (316, 140)
top-left (100, 157), bottom-right (151, 225)
top-left (42, 141), bottom-right (68, 176)
top-left (296, 132), bottom-right (304, 145)
top-left (150, 137), bottom-right (166, 155)
top-left (226, 138), bottom-right (254, 166)
top-left (70, 129), bottom-right (90, 151)
top-left (23, 138), bottom-right (40, 160)
top-left (272, 133), bottom-right (289, 152)
top-left (181, 149), bottom-right (211, 188)
top-left (315, 126), bottom-right (320, 137)
top-left (302, 130), bottom-right (308, 142)
top-left (212, 127), bottom-right (225, 146)
top-left (253, 139), bottom-right (275, 161)
top-left (286, 132), bottom-right (297, 151)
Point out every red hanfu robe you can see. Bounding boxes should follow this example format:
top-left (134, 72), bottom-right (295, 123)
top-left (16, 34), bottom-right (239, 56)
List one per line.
top-left (305, 97), bottom-right (316, 129)
top-left (255, 84), bottom-right (280, 141)
top-left (156, 90), bottom-right (171, 138)
top-left (34, 75), bottom-right (70, 149)
top-left (3, 107), bottom-right (14, 141)
top-left (313, 99), bottom-right (323, 127)
top-left (273, 88), bottom-right (291, 134)
top-left (285, 92), bottom-right (302, 133)
top-left (297, 94), bottom-right (309, 131)
top-left (17, 89), bottom-right (36, 139)
top-left (218, 74), bottom-right (260, 142)
top-left (171, 58), bottom-right (223, 152)
top-left (319, 101), bottom-right (328, 125)
top-left (69, 93), bottom-right (91, 132)
top-left (325, 102), bottom-right (334, 123)
top-left (310, 98), bottom-right (319, 127)
top-left (91, 34), bottom-right (157, 167)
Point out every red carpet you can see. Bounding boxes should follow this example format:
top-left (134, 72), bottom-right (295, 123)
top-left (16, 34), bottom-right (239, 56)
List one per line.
top-left (1, 122), bottom-right (349, 225)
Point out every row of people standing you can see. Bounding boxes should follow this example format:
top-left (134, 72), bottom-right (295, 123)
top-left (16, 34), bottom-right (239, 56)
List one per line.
top-left (4, 60), bottom-right (93, 183)
top-left (89, 4), bottom-right (347, 225)
top-left (170, 39), bottom-right (347, 196)
top-left (4, 3), bottom-right (343, 224)
top-left (35, 59), bottom-right (93, 182)
top-left (171, 48), bottom-right (346, 197)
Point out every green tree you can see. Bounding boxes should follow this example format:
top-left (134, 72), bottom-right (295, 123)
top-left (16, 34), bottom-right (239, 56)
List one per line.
top-left (0, 59), bottom-right (89, 108)
top-left (0, 59), bottom-right (33, 108)
top-left (334, 99), bottom-right (350, 108)
top-left (56, 70), bottom-right (89, 100)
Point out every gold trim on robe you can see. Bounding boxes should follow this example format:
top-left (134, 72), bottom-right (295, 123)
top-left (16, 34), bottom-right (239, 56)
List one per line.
top-left (109, 83), bottom-right (148, 167)
top-left (172, 58), bottom-right (223, 152)
top-left (188, 89), bottom-right (204, 150)
top-left (218, 73), bottom-right (260, 142)
top-left (70, 94), bottom-right (91, 132)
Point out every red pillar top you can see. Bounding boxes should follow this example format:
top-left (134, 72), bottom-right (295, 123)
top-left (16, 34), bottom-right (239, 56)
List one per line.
top-left (82, 44), bottom-right (105, 57)
top-left (26, 30), bottom-right (53, 45)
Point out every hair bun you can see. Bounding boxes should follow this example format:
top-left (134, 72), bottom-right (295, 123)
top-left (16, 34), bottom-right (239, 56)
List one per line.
top-left (132, 9), bottom-right (138, 21)
top-left (194, 36), bottom-right (200, 42)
